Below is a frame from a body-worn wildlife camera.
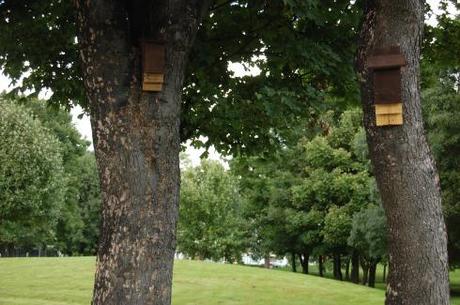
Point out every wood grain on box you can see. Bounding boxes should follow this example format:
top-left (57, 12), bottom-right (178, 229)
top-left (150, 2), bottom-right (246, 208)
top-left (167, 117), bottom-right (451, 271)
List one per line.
top-left (142, 42), bottom-right (165, 92)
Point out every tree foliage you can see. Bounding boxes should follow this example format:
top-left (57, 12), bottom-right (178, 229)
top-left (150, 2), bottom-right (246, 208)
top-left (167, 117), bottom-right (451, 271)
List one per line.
top-left (0, 96), bottom-right (101, 255)
top-left (21, 98), bottom-right (98, 255)
top-left (178, 159), bottom-right (247, 262)
top-left (423, 73), bottom-right (460, 266)
top-left (348, 204), bottom-right (387, 262)
top-left (0, 98), bottom-right (65, 248)
top-left (0, 0), bottom-right (83, 108)
top-left (422, 10), bottom-right (460, 266)
top-left (71, 152), bottom-right (101, 255)
top-left (182, 0), bottom-right (362, 154)
top-left (0, 0), bottom-right (362, 156)
top-left (234, 108), bottom-right (379, 273)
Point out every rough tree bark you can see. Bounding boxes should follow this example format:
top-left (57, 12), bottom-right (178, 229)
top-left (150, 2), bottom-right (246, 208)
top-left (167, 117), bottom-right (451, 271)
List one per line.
top-left (74, 1), bottom-right (209, 305)
top-left (356, 0), bottom-right (450, 304)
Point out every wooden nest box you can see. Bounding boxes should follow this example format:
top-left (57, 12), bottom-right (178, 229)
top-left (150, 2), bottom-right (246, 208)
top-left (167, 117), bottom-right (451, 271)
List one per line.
top-left (142, 41), bottom-right (165, 92)
top-left (368, 47), bottom-right (406, 126)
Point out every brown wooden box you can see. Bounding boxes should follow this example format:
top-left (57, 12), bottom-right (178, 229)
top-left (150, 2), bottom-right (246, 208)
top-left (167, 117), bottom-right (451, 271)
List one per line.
top-left (143, 42), bottom-right (165, 73)
top-left (368, 47), bottom-right (406, 126)
top-left (373, 68), bottom-right (402, 104)
top-left (375, 103), bottom-right (403, 126)
top-left (142, 42), bottom-right (165, 92)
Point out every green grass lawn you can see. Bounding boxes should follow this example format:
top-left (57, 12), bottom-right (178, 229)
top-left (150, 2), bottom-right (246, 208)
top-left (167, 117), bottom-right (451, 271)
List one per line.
top-left (451, 269), bottom-right (460, 305)
top-left (0, 257), bottom-right (384, 305)
top-left (0, 257), bottom-right (457, 305)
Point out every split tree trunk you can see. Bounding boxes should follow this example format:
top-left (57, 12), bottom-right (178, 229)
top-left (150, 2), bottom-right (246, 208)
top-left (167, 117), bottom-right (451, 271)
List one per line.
top-left (357, 1), bottom-right (449, 304)
top-left (74, 1), bottom-right (208, 305)
top-left (333, 253), bottom-right (342, 281)
top-left (299, 252), bottom-right (309, 274)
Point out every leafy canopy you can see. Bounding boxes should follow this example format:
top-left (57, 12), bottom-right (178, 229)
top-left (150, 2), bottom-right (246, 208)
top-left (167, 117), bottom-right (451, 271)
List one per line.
top-left (0, 0), bottom-right (361, 155)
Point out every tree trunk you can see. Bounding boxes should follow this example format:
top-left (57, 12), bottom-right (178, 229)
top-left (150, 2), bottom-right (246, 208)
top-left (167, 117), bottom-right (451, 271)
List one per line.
top-left (345, 257), bottom-right (350, 281)
top-left (332, 256), bottom-right (337, 278)
top-left (298, 253), bottom-right (304, 272)
top-left (368, 261), bottom-right (377, 288)
top-left (291, 252), bottom-right (297, 272)
top-left (337, 255), bottom-right (343, 281)
top-left (356, 1), bottom-right (449, 304)
top-left (74, 1), bottom-right (209, 305)
top-left (300, 252), bottom-right (309, 274)
top-left (264, 255), bottom-right (271, 269)
top-left (383, 263), bottom-right (387, 283)
top-left (318, 255), bottom-right (324, 277)
top-left (360, 258), bottom-right (369, 286)
top-left (351, 251), bottom-right (359, 284)
top-left (333, 253), bottom-right (342, 281)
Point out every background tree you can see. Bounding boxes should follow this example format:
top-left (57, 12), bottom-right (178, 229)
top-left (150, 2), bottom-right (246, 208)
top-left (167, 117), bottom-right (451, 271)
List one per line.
top-left (231, 154), bottom-right (294, 268)
top-left (178, 160), bottom-right (247, 263)
top-left (348, 204), bottom-right (387, 287)
top-left (68, 152), bottom-right (101, 255)
top-left (422, 10), bottom-right (460, 267)
top-left (22, 98), bottom-right (93, 255)
top-left (0, 98), bottom-right (65, 255)
top-left (234, 109), bottom-right (379, 280)
top-left (0, 96), bottom-right (101, 256)
top-left (423, 76), bottom-right (460, 267)
top-left (322, 206), bottom-right (352, 281)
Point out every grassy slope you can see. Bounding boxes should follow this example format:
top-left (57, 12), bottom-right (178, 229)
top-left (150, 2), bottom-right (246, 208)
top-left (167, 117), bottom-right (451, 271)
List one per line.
top-left (0, 257), bottom-right (458, 305)
top-left (0, 257), bottom-right (384, 305)
top-left (452, 269), bottom-right (460, 305)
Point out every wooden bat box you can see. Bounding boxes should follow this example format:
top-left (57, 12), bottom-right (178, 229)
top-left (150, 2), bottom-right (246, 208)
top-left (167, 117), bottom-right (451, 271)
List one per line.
top-left (142, 42), bottom-right (165, 92)
top-left (368, 47), bottom-right (406, 126)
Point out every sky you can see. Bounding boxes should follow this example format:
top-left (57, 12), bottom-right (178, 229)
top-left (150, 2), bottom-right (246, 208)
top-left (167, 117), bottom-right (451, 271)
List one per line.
top-left (0, 0), bottom-right (454, 166)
